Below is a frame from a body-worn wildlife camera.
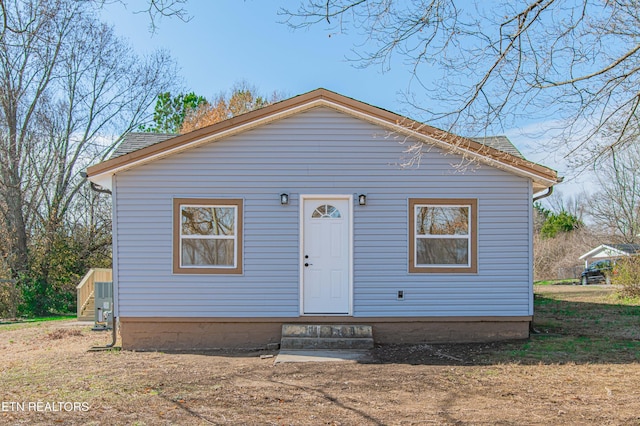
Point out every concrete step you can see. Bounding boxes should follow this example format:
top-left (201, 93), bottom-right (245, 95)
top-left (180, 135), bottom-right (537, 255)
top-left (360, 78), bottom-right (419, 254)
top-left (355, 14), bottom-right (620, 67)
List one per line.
top-left (282, 324), bottom-right (372, 338)
top-left (281, 324), bottom-right (374, 350)
top-left (280, 336), bottom-right (374, 350)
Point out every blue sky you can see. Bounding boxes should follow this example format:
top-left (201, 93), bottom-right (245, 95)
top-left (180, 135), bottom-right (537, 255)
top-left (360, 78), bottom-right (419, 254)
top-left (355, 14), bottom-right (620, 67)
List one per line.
top-left (101, 1), bottom-right (592, 198)
top-left (102, 1), bottom-right (413, 112)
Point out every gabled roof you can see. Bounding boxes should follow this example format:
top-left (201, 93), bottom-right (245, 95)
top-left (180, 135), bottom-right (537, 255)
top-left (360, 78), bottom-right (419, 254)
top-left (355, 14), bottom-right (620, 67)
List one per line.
top-left (87, 88), bottom-right (560, 191)
top-left (579, 244), bottom-right (640, 260)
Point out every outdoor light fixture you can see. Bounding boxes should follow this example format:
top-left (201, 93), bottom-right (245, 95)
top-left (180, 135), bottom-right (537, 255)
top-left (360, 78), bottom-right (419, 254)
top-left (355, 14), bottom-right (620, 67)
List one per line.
top-left (358, 194), bottom-right (367, 206)
top-left (280, 193), bottom-right (289, 205)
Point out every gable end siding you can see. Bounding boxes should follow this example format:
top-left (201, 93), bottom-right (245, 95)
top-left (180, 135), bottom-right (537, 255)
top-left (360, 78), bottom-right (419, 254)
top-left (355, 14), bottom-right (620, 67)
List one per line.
top-left (114, 107), bottom-right (532, 318)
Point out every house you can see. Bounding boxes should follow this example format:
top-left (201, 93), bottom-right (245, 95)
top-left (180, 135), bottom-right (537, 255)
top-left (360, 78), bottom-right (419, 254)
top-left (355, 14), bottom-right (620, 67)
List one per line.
top-left (579, 244), bottom-right (640, 267)
top-left (86, 89), bottom-right (560, 350)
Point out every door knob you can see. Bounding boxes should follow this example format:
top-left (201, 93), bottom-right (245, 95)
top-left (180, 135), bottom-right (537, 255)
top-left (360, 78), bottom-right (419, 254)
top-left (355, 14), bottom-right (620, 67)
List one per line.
top-left (304, 263), bottom-right (312, 267)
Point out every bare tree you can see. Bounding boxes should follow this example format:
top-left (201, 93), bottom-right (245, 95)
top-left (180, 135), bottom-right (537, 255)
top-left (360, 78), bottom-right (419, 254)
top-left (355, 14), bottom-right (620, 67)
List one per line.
top-left (141, 0), bottom-right (190, 29)
top-left (533, 228), bottom-right (599, 281)
top-left (90, 0), bottom-right (190, 31)
top-left (3, 0), bottom-right (191, 34)
top-left (281, 1), bottom-right (640, 165)
top-left (589, 142), bottom-right (640, 243)
top-left (0, 0), bottom-right (177, 281)
top-left (541, 189), bottom-right (588, 223)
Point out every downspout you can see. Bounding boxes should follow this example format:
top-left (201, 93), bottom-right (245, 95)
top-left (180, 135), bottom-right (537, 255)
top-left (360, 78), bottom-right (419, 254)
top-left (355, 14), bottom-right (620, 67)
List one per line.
top-left (532, 175), bottom-right (563, 202)
top-left (81, 172), bottom-right (112, 195)
top-left (82, 172), bottom-right (117, 349)
top-left (532, 185), bottom-right (553, 202)
top-left (90, 182), bottom-right (112, 195)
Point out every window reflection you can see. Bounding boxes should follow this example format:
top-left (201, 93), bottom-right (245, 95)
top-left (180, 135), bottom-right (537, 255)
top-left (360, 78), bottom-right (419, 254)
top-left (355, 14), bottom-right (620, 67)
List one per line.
top-left (181, 207), bottom-right (235, 236)
top-left (180, 205), bottom-right (237, 267)
top-left (416, 206), bottom-right (468, 236)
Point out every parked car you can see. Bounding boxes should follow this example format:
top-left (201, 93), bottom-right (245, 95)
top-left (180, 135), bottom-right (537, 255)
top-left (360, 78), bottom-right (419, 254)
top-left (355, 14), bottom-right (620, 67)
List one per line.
top-left (580, 259), bottom-right (615, 285)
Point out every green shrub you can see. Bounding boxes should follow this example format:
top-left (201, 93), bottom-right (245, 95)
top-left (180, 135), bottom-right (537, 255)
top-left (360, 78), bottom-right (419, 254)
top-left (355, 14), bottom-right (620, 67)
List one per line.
top-left (612, 257), bottom-right (640, 298)
top-left (18, 275), bottom-right (76, 317)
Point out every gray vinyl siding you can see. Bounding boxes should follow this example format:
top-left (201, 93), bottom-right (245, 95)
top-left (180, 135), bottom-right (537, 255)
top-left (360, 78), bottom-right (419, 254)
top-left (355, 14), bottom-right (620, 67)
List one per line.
top-left (114, 107), bottom-right (533, 318)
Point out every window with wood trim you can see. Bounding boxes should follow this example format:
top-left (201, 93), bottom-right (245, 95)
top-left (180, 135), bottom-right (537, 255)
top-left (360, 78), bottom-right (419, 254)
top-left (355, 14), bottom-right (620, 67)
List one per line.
top-left (173, 198), bottom-right (243, 274)
top-left (409, 198), bottom-right (477, 273)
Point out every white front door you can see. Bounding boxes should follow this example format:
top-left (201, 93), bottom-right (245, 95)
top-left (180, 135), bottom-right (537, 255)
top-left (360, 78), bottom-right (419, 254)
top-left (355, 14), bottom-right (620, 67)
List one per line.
top-left (302, 197), bottom-right (351, 315)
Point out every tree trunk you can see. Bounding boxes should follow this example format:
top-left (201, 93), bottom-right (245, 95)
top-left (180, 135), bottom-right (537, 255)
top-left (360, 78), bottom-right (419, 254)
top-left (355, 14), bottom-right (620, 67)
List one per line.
top-left (4, 184), bottom-right (29, 278)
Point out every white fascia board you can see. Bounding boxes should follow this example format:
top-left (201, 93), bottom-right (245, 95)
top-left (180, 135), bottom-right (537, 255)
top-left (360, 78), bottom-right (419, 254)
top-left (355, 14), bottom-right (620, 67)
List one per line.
top-left (579, 245), bottom-right (609, 260)
top-left (578, 244), bottom-right (626, 260)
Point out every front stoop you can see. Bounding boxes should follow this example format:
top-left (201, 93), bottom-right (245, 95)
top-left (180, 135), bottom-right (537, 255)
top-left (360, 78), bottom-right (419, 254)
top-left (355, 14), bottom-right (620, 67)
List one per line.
top-left (280, 324), bottom-right (374, 350)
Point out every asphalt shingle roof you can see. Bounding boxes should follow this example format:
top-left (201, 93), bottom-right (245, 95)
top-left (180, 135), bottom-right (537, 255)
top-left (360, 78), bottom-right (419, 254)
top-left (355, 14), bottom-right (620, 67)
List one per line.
top-left (110, 133), bottom-right (177, 159)
top-left (609, 243), bottom-right (640, 255)
top-left (471, 136), bottom-right (525, 159)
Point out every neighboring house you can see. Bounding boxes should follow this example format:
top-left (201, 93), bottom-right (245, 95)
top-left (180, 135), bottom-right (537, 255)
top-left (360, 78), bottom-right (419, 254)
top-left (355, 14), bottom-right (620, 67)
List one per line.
top-left (86, 88), bottom-right (560, 350)
top-left (579, 244), bottom-right (640, 267)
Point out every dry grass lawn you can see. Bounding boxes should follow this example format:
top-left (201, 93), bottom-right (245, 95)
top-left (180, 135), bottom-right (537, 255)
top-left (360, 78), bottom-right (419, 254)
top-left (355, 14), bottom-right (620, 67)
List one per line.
top-left (1, 285), bottom-right (639, 425)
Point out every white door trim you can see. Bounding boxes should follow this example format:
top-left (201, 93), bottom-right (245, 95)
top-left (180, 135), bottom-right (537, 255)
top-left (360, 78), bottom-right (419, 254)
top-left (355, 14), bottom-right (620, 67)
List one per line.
top-left (299, 194), bottom-right (353, 316)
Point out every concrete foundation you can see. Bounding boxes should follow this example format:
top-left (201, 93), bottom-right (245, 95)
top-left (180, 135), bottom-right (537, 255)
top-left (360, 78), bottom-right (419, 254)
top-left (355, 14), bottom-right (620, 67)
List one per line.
top-left (119, 316), bottom-right (531, 351)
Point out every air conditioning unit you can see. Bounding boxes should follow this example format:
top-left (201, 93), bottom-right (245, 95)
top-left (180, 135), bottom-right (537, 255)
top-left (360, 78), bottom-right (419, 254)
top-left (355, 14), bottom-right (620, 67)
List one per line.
top-left (93, 281), bottom-right (113, 330)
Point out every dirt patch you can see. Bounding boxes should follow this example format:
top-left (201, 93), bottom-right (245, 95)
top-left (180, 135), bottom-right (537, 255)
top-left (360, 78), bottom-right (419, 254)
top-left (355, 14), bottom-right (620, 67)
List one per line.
top-left (45, 328), bottom-right (83, 340)
top-left (370, 342), bottom-right (500, 365)
top-left (1, 286), bottom-right (639, 425)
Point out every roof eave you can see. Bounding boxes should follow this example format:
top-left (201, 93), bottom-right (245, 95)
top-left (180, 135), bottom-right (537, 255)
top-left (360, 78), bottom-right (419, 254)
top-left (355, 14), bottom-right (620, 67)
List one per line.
top-left (86, 88), bottom-right (560, 189)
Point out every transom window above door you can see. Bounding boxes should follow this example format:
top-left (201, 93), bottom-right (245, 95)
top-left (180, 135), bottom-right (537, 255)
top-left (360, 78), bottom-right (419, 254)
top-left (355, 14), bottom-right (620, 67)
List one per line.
top-left (311, 204), bottom-right (342, 219)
